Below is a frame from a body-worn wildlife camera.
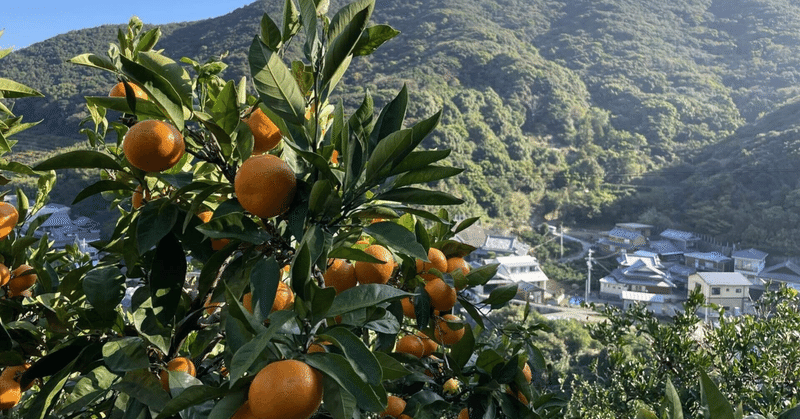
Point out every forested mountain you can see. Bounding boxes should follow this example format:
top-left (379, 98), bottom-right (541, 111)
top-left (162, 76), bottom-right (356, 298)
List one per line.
top-left (4, 0), bottom-right (800, 253)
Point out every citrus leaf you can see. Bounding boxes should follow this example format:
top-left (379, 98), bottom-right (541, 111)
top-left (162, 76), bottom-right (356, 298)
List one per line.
top-left (328, 284), bottom-right (412, 317)
top-left (136, 202), bottom-right (179, 253)
top-left (260, 13), bottom-right (282, 51)
top-left (305, 352), bottom-right (386, 413)
top-left (228, 310), bottom-right (295, 386)
top-left (364, 221), bottom-right (427, 261)
top-left (370, 84), bottom-right (407, 147)
top-left (0, 77), bottom-right (44, 98)
top-left (73, 180), bottom-right (132, 204)
top-left (353, 24), bottom-right (400, 56)
top-left (102, 337), bottom-right (150, 372)
top-left (248, 37), bottom-right (305, 125)
top-left (450, 323), bottom-right (475, 370)
top-left (365, 129), bottom-right (412, 181)
top-left (136, 51), bottom-right (193, 109)
top-left (68, 53), bottom-right (117, 72)
top-left (322, 377), bottom-right (358, 419)
top-left (149, 232), bottom-right (186, 326)
top-left (700, 370), bottom-right (735, 419)
top-left (85, 96), bottom-right (166, 119)
top-left (83, 265), bottom-right (125, 315)
top-left (120, 56), bottom-right (186, 131)
top-left (393, 166), bottom-right (464, 188)
top-left (377, 187), bottom-right (464, 206)
top-left (319, 327), bottom-right (382, 385)
top-left (327, 247), bottom-right (383, 263)
top-left (482, 283), bottom-right (518, 309)
top-left (114, 369), bottom-right (170, 413)
top-left (33, 150), bottom-right (122, 171)
top-left (322, 2), bottom-right (372, 93)
top-left (207, 389), bottom-right (248, 419)
top-left (373, 352), bottom-right (412, 380)
top-left (156, 384), bottom-right (226, 419)
top-left (282, 0), bottom-right (301, 42)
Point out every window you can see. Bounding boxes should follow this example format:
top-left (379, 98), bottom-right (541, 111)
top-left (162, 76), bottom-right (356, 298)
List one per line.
top-left (711, 287), bottom-right (721, 295)
top-left (735, 288), bottom-right (742, 293)
top-left (726, 288), bottom-right (730, 292)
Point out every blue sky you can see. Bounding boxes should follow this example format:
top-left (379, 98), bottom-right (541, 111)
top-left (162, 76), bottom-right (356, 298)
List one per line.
top-left (1, 1), bottom-right (254, 50)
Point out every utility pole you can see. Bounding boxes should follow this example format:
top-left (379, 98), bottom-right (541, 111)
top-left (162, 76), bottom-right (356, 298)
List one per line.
top-left (585, 248), bottom-right (593, 303)
top-left (560, 223), bottom-right (564, 259)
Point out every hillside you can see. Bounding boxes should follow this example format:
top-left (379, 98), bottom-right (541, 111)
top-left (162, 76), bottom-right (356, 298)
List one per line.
top-left (4, 0), bottom-right (800, 250)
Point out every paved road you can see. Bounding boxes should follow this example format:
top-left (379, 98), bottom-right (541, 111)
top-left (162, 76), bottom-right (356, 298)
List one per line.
top-left (555, 231), bottom-right (592, 263)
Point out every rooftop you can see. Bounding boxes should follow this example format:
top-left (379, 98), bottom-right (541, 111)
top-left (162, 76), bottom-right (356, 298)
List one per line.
top-left (660, 229), bottom-right (699, 241)
top-left (616, 222), bottom-right (653, 230)
top-left (685, 252), bottom-right (731, 263)
top-left (607, 227), bottom-right (644, 240)
top-left (692, 272), bottom-right (751, 286)
top-left (732, 248), bottom-right (768, 261)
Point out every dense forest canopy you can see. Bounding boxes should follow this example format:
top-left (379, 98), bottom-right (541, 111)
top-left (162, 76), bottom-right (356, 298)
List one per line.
top-left (5, 0), bottom-right (800, 253)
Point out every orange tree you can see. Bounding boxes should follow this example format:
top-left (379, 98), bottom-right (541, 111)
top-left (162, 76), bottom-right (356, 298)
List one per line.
top-left (1, 3), bottom-right (562, 418)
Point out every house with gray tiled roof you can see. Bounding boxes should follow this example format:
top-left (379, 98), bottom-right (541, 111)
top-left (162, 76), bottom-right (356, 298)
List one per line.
top-left (638, 240), bottom-right (684, 265)
top-left (597, 227), bottom-right (648, 254)
top-left (600, 254), bottom-right (679, 301)
top-left (757, 261), bottom-right (800, 288)
top-left (684, 252), bottom-right (732, 272)
top-left (471, 233), bottom-right (530, 261)
top-left (659, 229), bottom-right (701, 251)
top-left (732, 248), bottom-right (768, 284)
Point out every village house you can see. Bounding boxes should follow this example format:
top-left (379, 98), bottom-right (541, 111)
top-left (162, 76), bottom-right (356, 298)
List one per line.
top-left (638, 240), bottom-right (684, 265)
top-left (482, 255), bottom-right (548, 304)
top-left (597, 224), bottom-right (650, 254)
top-left (757, 261), bottom-right (800, 290)
top-left (470, 233), bottom-right (530, 261)
top-left (732, 248), bottom-right (768, 285)
top-left (599, 254), bottom-right (678, 298)
top-left (688, 272), bottom-right (751, 316)
top-left (659, 229), bottom-right (701, 252)
top-left (684, 251), bottom-right (732, 272)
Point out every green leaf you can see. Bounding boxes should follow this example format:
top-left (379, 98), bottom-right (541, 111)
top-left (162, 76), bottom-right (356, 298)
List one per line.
top-left (61, 366), bottom-right (118, 416)
top-left (136, 28), bottom-right (161, 52)
top-left (103, 337), bottom-right (150, 372)
top-left (364, 221), bottom-right (427, 261)
top-left (467, 263), bottom-right (499, 287)
top-left (282, 0), bottom-right (301, 42)
top-left (207, 389), bottom-right (248, 419)
top-left (149, 232), bottom-right (186, 325)
top-left (700, 370), bottom-right (735, 419)
top-left (377, 187), bottom-right (464, 206)
top-left (328, 284), bottom-right (412, 317)
top-left (321, 1), bottom-right (372, 93)
top-left (305, 352), bottom-right (386, 412)
top-left (322, 377), bottom-right (358, 419)
top-left (450, 323), bottom-right (475, 369)
top-left (156, 384), bottom-right (226, 419)
top-left (319, 327), bottom-right (382, 385)
top-left (136, 51), bottom-right (193, 109)
top-left (33, 150), bottom-right (122, 171)
top-left (85, 96), bottom-right (166, 119)
top-left (664, 378), bottom-right (684, 419)
top-left (0, 77), bottom-right (44, 98)
top-left (136, 202), bottom-right (179, 253)
top-left (370, 84), bottom-right (407, 148)
top-left (353, 24), bottom-right (400, 56)
top-left (260, 13), bottom-right (283, 51)
top-left (327, 246), bottom-right (383, 263)
top-left (248, 36), bottom-right (306, 125)
top-left (228, 310), bottom-right (295, 386)
top-left (393, 166), bottom-right (464, 188)
top-left (73, 180), bottom-right (132, 204)
top-left (482, 284), bottom-right (518, 309)
top-left (210, 80), bottom-right (240, 135)
top-left (249, 257), bottom-right (281, 321)
top-left (636, 409), bottom-right (659, 419)
top-left (83, 265), bottom-right (125, 315)
top-left (119, 56), bottom-right (186, 130)
top-left (373, 352), bottom-right (412, 380)
top-left (114, 369), bottom-right (170, 413)
top-left (365, 129), bottom-right (412, 181)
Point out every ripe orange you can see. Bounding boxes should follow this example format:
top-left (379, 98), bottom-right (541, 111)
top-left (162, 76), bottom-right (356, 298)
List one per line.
top-left (424, 278), bottom-right (456, 312)
top-left (123, 120), bottom-right (185, 172)
top-left (132, 184), bottom-right (151, 209)
top-left (434, 314), bottom-right (465, 346)
top-left (0, 364), bottom-right (26, 409)
top-left (323, 259), bottom-right (357, 294)
top-left (307, 340), bottom-right (330, 354)
top-left (354, 245), bottom-right (395, 285)
top-left (416, 248), bottom-right (447, 274)
top-left (8, 265), bottom-right (36, 295)
top-left (380, 395), bottom-right (406, 418)
top-left (446, 257), bottom-right (470, 276)
top-left (506, 387), bottom-right (528, 405)
top-left (248, 359), bottom-right (323, 419)
top-left (330, 149), bottom-right (339, 165)
top-left (160, 357), bottom-right (196, 392)
top-left (204, 294), bottom-right (223, 316)
top-left (522, 363), bottom-right (532, 383)
top-left (401, 297), bottom-right (415, 319)
top-left (395, 335), bottom-right (425, 358)
top-left (243, 107), bottom-right (283, 154)
top-left (232, 401), bottom-right (258, 419)
top-left (398, 415), bottom-right (412, 419)
top-left (0, 202), bottom-right (18, 240)
top-left (109, 81), bottom-right (149, 100)
top-left (0, 264), bottom-right (9, 287)
top-left (443, 378), bottom-right (460, 395)
top-left (416, 331), bottom-right (438, 357)
top-left (458, 408), bottom-right (469, 419)
top-left (234, 154), bottom-right (296, 219)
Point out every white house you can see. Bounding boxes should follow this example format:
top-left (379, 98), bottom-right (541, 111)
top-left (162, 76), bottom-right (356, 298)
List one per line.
top-left (481, 255), bottom-right (548, 303)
